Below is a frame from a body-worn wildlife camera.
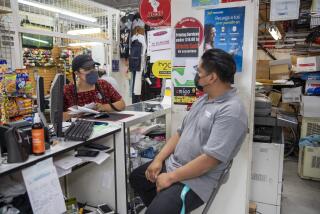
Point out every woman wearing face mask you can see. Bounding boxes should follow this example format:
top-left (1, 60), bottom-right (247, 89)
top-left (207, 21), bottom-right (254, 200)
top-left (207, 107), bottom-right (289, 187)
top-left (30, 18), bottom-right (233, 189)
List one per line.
top-left (63, 54), bottom-right (125, 121)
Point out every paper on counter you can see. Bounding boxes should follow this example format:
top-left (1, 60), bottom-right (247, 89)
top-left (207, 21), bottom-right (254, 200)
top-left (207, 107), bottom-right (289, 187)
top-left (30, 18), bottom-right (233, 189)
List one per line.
top-left (68, 103), bottom-right (100, 115)
top-left (22, 158), bottom-right (66, 214)
top-left (54, 155), bottom-right (83, 170)
top-left (79, 152), bottom-right (110, 165)
top-left (55, 166), bottom-right (72, 178)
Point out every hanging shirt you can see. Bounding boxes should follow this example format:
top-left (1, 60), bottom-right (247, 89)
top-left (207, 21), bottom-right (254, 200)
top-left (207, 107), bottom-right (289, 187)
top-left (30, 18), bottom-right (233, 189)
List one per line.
top-left (131, 34), bottom-right (147, 58)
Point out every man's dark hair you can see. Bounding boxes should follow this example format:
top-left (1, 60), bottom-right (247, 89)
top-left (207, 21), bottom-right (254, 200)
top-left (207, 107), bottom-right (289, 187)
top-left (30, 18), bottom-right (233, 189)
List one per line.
top-left (201, 48), bottom-right (236, 84)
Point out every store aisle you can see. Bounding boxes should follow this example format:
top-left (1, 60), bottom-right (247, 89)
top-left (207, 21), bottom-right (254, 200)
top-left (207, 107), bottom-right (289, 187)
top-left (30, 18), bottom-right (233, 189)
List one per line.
top-left (281, 159), bottom-right (320, 214)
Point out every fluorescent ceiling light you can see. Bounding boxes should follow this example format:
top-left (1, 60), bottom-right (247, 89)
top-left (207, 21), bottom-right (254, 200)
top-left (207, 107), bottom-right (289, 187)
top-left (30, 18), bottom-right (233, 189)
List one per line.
top-left (68, 42), bottom-right (102, 47)
top-left (268, 25), bottom-right (282, 41)
top-left (67, 28), bottom-right (101, 35)
top-left (18, 0), bottom-right (97, 23)
top-left (22, 35), bottom-right (49, 44)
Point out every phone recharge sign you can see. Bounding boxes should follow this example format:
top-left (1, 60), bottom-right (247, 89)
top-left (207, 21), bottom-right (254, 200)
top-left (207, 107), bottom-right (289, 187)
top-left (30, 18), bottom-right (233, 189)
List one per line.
top-left (140, 0), bottom-right (171, 27)
top-left (152, 60), bottom-right (172, 79)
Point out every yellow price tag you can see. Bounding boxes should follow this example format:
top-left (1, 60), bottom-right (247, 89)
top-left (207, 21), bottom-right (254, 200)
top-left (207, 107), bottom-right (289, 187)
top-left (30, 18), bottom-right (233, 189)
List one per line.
top-left (152, 60), bottom-right (172, 79)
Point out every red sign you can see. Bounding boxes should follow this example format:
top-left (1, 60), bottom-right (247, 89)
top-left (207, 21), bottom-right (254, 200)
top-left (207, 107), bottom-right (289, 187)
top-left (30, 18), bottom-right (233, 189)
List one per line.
top-left (175, 17), bottom-right (204, 46)
top-left (140, 0), bottom-right (171, 27)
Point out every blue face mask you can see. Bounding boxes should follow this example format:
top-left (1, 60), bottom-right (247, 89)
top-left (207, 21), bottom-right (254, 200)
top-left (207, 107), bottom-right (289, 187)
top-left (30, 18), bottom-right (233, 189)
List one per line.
top-left (86, 71), bottom-right (99, 85)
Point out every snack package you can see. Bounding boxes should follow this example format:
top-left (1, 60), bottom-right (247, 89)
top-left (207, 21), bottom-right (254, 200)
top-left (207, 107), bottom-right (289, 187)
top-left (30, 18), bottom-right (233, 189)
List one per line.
top-left (4, 73), bottom-right (17, 94)
top-left (7, 98), bottom-right (19, 118)
top-left (0, 59), bottom-right (8, 73)
top-left (16, 70), bottom-right (30, 94)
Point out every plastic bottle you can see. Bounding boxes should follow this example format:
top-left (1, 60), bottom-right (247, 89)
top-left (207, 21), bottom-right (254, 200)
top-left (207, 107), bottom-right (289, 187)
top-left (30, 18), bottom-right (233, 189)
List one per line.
top-left (32, 113), bottom-right (45, 155)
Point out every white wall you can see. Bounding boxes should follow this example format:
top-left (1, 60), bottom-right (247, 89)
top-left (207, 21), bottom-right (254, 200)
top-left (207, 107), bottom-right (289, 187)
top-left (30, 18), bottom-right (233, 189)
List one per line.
top-left (171, 0), bottom-right (258, 213)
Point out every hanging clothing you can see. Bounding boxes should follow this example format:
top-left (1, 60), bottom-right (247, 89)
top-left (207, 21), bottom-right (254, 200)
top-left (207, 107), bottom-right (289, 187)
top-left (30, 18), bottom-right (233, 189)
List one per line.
top-left (120, 28), bottom-right (131, 59)
top-left (130, 34), bottom-right (146, 97)
top-left (132, 18), bottom-right (145, 30)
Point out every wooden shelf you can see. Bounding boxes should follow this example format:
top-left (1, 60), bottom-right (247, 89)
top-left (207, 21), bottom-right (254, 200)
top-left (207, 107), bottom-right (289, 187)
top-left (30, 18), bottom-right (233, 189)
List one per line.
top-left (0, 6), bottom-right (12, 15)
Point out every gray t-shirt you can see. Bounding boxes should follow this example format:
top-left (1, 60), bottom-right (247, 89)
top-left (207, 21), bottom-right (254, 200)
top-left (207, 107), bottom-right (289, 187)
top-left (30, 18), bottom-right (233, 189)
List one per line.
top-left (165, 88), bottom-right (248, 202)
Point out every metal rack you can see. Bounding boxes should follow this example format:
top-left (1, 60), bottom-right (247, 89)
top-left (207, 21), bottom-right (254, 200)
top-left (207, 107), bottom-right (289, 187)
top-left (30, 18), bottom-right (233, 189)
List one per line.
top-left (0, 0), bottom-right (13, 69)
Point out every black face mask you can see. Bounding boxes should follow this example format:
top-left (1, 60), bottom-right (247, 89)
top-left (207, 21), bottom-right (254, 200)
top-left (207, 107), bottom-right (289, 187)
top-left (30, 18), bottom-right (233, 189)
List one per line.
top-left (194, 73), bottom-right (204, 91)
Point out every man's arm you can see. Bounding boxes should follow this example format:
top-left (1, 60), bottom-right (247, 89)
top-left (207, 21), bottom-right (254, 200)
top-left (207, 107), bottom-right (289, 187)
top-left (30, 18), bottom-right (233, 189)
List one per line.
top-left (170, 154), bottom-right (219, 182)
top-left (156, 154), bottom-right (220, 192)
top-left (146, 132), bottom-right (180, 182)
top-left (155, 132), bottom-right (180, 162)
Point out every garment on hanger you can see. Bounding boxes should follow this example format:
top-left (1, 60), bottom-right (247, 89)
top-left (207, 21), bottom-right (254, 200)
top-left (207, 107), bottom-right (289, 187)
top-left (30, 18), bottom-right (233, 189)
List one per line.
top-left (130, 34), bottom-right (146, 97)
top-left (132, 18), bottom-right (145, 30)
top-left (120, 28), bottom-right (131, 59)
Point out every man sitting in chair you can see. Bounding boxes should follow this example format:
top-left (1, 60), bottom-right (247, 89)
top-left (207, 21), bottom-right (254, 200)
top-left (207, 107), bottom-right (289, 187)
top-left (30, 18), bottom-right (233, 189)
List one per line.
top-left (130, 49), bottom-right (248, 213)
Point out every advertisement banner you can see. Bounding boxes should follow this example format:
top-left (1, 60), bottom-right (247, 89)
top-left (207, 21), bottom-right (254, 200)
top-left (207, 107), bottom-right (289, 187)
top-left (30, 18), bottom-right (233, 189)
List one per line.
top-left (140, 0), bottom-right (171, 27)
top-left (175, 28), bottom-right (200, 58)
top-left (172, 59), bottom-right (198, 87)
top-left (192, 0), bottom-right (246, 7)
top-left (174, 87), bottom-right (197, 105)
top-left (152, 60), bottom-right (172, 78)
top-left (175, 17), bottom-right (204, 46)
top-left (204, 7), bottom-right (245, 72)
top-left (147, 28), bottom-right (172, 53)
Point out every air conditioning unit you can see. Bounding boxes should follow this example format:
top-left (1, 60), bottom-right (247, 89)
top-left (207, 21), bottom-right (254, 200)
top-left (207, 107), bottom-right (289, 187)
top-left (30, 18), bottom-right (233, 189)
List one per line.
top-left (300, 117), bottom-right (320, 138)
top-left (298, 146), bottom-right (320, 181)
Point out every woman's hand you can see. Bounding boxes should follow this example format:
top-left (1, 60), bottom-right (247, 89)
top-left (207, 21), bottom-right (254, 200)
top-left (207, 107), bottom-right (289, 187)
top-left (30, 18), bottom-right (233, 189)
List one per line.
top-left (95, 103), bottom-right (111, 112)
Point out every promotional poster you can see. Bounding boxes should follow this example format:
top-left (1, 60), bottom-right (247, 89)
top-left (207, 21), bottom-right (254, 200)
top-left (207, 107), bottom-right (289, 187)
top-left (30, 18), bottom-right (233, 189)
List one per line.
top-left (192, 0), bottom-right (246, 7)
top-left (204, 7), bottom-right (245, 72)
top-left (175, 28), bottom-right (200, 58)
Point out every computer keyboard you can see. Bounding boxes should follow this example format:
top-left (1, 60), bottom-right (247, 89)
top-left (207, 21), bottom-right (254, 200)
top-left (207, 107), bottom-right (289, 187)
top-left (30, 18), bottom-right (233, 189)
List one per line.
top-left (64, 120), bottom-right (94, 141)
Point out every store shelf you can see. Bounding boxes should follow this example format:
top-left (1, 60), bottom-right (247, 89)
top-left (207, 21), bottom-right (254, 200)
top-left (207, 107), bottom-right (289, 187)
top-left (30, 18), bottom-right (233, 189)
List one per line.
top-left (0, 6), bottom-right (11, 15)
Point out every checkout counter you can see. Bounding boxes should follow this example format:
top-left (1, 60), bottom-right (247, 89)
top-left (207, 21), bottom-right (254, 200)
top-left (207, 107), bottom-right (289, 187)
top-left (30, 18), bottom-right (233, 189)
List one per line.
top-left (0, 99), bottom-right (172, 214)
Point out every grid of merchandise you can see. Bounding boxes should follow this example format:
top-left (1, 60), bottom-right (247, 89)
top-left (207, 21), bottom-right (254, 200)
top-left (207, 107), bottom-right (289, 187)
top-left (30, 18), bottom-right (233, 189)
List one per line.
top-left (127, 118), bottom-right (166, 213)
top-left (256, 55), bottom-right (320, 181)
top-left (0, 65), bottom-right (33, 124)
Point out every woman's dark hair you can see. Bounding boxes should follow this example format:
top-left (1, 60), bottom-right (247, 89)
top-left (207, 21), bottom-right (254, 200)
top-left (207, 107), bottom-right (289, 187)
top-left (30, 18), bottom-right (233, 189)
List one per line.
top-left (201, 48), bottom-right (236, 84)
top-left (204, 24), bottom-right (214, 45)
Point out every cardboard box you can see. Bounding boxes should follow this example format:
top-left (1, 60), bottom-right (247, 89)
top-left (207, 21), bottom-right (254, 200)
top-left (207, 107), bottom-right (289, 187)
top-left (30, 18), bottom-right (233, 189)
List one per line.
top-left (298, 146), bottom-right (320, 181)
top-left (281, 87), bottom-right (302, 103)
top-left (301, 96), bottom-right (320, 117)
top-left (297, 56), bottom-right (320, 72)
top-left (249, 202), bottom-right (257, 214)
top-left (305, 80), bottom-right (320, 95)
top-left (268, 91), bottom-right (282, 107)
top-left (269, 59), bottom-right (291, 80)
top-left (279, 103), bottom-right (296, 114)
top-left (256, 60), bottom-right (270, 80)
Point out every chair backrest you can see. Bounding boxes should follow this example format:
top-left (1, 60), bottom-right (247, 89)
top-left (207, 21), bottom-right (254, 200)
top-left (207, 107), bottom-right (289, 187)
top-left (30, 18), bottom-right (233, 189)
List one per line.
top-left (202, 160), bottom-right (234, 214)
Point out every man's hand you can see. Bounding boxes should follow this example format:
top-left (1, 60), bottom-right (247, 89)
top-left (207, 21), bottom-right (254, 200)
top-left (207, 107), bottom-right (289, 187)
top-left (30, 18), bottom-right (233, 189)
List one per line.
top-left (145, 160), bottom-right (163, 183)
top-left (156, 172), bottom-right (176, 192)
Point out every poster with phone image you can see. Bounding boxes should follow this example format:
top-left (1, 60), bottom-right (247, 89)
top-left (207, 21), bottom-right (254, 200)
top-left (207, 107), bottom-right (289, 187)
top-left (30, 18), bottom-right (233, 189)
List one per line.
top-left (204, 7), bottom-right (245, 72)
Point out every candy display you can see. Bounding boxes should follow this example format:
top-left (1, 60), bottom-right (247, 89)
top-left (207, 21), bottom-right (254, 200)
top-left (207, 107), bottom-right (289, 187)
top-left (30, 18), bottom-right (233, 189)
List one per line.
top-left (0, 69), bottom-right (34, 123)
top-left (23, 48), bottom-right (54, 67)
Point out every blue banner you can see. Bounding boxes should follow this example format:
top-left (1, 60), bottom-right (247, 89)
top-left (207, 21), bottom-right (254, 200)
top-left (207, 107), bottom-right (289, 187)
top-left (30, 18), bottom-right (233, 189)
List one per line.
top-left (204, 7), bottom-right (245, 72)
top-left (192, 0), bottom-right (219, 7)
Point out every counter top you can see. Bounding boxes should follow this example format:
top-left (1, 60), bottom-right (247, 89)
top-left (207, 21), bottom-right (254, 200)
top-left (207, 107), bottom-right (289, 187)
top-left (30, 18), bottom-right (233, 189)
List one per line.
top-left (0, 124), bottom-right (121, 177)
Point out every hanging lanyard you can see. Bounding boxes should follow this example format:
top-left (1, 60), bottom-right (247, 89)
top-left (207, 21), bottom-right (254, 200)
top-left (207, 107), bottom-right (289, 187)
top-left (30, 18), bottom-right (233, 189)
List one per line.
top-left (180, 185), bottom-right (191, 214)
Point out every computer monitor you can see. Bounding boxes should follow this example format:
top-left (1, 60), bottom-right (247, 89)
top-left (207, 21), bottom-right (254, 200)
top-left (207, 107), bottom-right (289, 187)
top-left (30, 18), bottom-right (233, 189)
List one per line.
top-left (36, 76), bottom-right (48, 127)
top-left (50, 74), bottom-right (64, 138)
